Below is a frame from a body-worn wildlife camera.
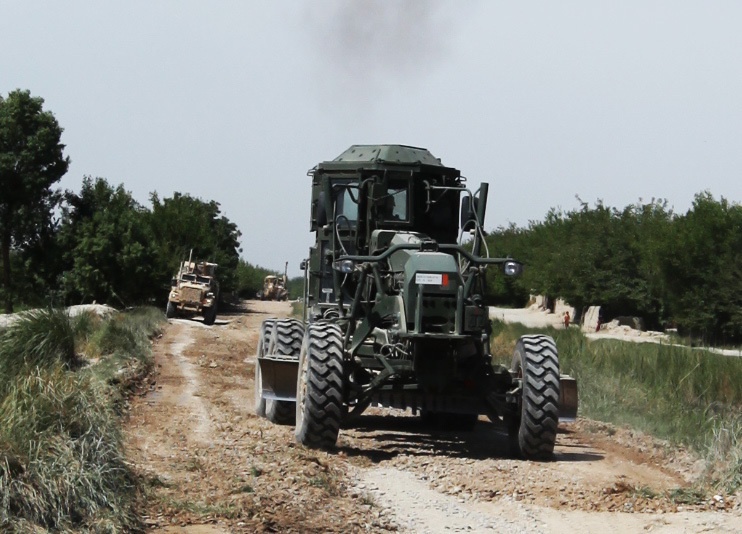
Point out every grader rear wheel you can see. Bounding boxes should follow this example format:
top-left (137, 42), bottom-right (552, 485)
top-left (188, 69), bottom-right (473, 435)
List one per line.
top-left (264, 319), bottom-right (304, 425)
top-left (295, 323), bottom-right (344, 449)
top-left (254, 319), bottom-right (277, 417)
top-left (510, 335), bottom-right (560, 460)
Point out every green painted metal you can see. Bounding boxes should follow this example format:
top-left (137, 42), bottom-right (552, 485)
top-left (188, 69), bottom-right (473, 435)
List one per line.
top-left (292, 144), bottom-right (577, 439)
top-left (332, 145), bottom-right (444, 166)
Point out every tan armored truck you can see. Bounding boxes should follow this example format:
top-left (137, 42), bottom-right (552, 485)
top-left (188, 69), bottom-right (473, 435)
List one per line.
top-left (166, 258), bottom-right (219, 325)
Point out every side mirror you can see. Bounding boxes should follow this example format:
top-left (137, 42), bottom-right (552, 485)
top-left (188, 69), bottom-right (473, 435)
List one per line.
top-left (460, 196), bottom-right (477, 231)
top-left (299, 259), bottom-right (307, 271)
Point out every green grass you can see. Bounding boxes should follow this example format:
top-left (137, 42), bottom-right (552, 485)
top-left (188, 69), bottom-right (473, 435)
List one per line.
top-left (0, 309), bottom-right (77, 397)
top-left (491, 321), bottom-right (742, 494)
top-left (0, 306), bottom-right (165, 532)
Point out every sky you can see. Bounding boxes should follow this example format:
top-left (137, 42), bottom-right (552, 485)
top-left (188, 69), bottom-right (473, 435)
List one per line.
top-left (2, 1), bottom-right (742, 276)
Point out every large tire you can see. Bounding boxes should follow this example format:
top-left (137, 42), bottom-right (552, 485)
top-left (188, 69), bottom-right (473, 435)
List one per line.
top-left (510, 335), bottom-right (560, 460)
top-left (254, 318), bottom-right (277, 417)
top-left (165, 300), bottom-right (176, 318)
top-left (295, 323), bottom-right (345, 449)
top-left (203, 305), bottom-right (217, 325)
top-left (264, 319), bottom-right (304, 425)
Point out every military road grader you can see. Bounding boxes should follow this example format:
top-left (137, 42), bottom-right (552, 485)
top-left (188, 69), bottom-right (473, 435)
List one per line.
top-left (257, 262), bottom-right (289, 301)
top-left (254, 145), bottom-right (577, 459)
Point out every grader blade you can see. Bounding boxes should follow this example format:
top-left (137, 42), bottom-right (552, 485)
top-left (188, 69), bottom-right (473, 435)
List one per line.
top-left (258, 355), bottom-right (299, 402)
top-left (559, 375), bottom-right (578, 422)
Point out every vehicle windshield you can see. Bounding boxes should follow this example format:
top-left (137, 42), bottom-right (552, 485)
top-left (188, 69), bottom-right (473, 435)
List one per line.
top-left (336, 187), bottom-right (358, 223)
top-left (382, 187), bottom-right (408, 221)
top-left (181, 273), bottom-right (211, 285)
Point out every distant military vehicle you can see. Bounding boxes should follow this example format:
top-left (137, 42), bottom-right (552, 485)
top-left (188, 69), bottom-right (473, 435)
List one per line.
top-left (255, 145), bottom-right (577, 459)
top-left (166, 255), bottom-right (219, 325)
top-left (257, 262), bottom-right (289, 301)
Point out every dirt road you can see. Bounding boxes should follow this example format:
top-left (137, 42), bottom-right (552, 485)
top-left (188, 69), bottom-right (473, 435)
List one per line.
top-left (125, 301), bottom-right (740, 533)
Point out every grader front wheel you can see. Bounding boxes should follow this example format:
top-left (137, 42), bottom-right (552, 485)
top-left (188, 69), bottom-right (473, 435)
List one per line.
top-left (295, 323), bottom-right (344, 449)
top-left (510, 335), bottom-right (560, 460)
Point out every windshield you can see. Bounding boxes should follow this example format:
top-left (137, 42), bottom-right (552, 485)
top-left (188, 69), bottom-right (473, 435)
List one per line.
top-left (382, 187), bottom-right (408, 221)
top-left (336, 187), bottom-right (358, 222)
top-left (181, 273), bottom-right (211, 285)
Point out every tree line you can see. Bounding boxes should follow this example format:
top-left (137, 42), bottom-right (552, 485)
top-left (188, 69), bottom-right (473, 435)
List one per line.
top-left (485, 194), bottom-right (742, 343)
top-left (4, 89), bottom-right (742, 342)
top-left (0, 89), bottom-right (285, 312)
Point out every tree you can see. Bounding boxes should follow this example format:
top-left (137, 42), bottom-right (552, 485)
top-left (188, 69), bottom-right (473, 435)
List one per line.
top-left (660, 192), bottom-right (742, 341)
top-left (0, 90), bottom-right (69, 312)
top-left (58, 177), bottom-right (156, 305)
top-left (485, 198), bottom-right (674, 328)
top-left (235, 260), bottom-right (280, 299)
top-left (149, 193), bottom-right (242, 294)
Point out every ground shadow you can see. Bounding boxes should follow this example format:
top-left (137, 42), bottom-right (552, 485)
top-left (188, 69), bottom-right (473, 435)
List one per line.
top-left (215, 300), bottom-right (251, 317)
top-left (170, 317), bottom-right (232, 327)
top-left (338, 414), bottom-right (603, 464)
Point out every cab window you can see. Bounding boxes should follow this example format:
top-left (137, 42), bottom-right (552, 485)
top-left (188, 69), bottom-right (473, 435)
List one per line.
top-left (336, 187), bottom-right (358, 222)
top-left (382, 188), bottom-right (408, 221)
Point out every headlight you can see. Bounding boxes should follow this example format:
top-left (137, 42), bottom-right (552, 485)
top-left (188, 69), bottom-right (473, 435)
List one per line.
top-left (332, 259), bottom-right (356, 273)
top-left (503, 260), bottom-right (523, 277)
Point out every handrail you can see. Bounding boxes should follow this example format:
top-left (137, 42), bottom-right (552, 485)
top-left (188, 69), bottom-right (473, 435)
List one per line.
top-left (338, 243), bottom-right (515, 266)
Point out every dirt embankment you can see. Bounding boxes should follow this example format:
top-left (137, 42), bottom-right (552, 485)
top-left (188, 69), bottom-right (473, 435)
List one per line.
top-left (125, 301), bottom-right (740, 533)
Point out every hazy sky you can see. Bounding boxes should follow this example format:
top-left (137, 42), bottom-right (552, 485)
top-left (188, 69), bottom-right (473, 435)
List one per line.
top-left (2, 1), bottom-right (741, 275)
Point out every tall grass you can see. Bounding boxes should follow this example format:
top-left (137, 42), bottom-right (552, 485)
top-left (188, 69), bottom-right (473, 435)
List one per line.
top-left (0, 306), bottom-right (165, 532)
top-left (0, 309), bottom-right (77, 398)
top-left (491, 321), bottom-right (742, 493)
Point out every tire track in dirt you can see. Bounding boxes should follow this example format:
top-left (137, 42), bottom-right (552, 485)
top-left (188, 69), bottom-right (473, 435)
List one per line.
top-left (127, 302), bottom-right (396, 533)
top-left (169, 322), bottom-right (213, 443)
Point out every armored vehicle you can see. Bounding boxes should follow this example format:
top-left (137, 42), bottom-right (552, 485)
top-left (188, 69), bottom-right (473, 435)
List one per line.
top-left (166, 257), bottom-right (219, 325)
top-left (255, 145), bottom-right (577, 459)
